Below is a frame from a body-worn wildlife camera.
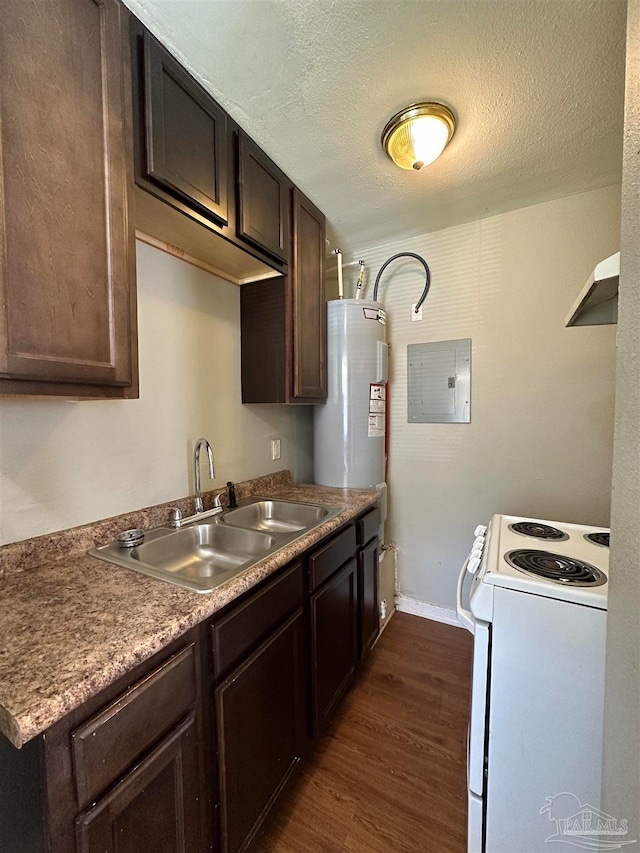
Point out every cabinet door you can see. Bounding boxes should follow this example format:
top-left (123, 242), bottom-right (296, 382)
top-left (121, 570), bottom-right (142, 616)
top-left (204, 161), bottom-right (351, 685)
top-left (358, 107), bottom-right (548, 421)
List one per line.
top-left (0, 0), bottom-right (137, 394)
top-left (359, 538), bottom-right (380, 659)
top-left (311, 558), bottom-right (358, 733)
top-left (75, 713), bottom-right (203, 853)
top-left (291, 188), bottom-right (327, 402)
top-left (142, 32), bottom-right (228, 226)
top-left (215, 609), bottom-right (305, 853)
top-left (237, 131), bottom-right (290, 263)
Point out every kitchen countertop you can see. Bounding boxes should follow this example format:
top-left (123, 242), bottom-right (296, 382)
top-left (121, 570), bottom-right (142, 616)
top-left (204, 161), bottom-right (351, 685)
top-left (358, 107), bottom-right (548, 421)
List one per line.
top-left (0, 472), bottom-right (378, 748)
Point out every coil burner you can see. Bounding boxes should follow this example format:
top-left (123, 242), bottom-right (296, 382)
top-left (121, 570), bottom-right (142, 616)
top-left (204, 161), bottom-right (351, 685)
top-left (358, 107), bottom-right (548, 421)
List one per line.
top-left (585, 532), bottom-right (610, 548)
top-left (505, 549), bottom-right (606, 586)
top-left (508, 522), bottom-right (569, 542)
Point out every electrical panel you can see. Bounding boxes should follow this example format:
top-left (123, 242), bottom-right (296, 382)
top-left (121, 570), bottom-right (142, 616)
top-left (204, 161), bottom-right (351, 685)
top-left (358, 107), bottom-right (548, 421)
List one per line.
top-left (407, 338), bottom-right (471, 423)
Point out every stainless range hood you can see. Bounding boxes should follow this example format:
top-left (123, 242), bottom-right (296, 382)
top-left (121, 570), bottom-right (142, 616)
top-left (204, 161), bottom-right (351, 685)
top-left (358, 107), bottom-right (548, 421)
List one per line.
top-left (566, 252), bottom-right (619, 326)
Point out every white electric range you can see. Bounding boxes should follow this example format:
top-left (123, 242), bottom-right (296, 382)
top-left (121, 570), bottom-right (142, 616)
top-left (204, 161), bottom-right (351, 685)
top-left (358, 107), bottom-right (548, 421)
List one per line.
top-left (456, 515), bottom-right (611, 853)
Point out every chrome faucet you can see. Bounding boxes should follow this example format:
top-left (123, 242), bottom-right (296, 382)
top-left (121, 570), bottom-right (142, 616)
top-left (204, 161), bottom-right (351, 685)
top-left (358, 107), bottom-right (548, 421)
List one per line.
top-left (194, 437), bottom-right (215, 514)
top-left (167, 438), bottom-right (225, 529)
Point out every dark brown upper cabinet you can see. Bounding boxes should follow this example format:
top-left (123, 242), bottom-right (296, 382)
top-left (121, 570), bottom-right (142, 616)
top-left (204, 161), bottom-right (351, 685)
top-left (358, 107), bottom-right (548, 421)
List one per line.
top-left (0, 0), bottom-right (138, 398)
top-left (237, 131), bottom-right (291, 264)
top-left (291, 188), bottom-right (327, 401)
top-left (142, 32), bottom-right (228, 226)
top-left (241, 187), bottom-right (327, 404)
top-left (130, 18), bottom-right (285, 282)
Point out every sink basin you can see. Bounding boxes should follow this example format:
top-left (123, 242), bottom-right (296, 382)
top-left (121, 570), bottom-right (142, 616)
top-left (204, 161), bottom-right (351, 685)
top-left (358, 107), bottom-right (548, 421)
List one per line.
top-left (222, 499), bottom-right (331, 533)
top-left (90, 524), bottom-right (276, 593)
top-left (90, 497), bottom-right (343, 593)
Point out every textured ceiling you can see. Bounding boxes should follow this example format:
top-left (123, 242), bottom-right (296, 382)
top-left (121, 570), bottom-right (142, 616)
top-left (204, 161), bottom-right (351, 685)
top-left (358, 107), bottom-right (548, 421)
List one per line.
top-left (123, 0), bottom-right (627, 253)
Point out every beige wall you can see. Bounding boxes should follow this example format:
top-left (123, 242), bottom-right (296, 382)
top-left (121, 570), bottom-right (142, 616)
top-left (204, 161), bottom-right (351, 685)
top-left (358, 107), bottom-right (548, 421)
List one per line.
top-left (602, 0), bottom-right (640, 839)
top-left (0, 241), bottom-right (313, 546)
top-left (349, 184), bottom-right (620, 609)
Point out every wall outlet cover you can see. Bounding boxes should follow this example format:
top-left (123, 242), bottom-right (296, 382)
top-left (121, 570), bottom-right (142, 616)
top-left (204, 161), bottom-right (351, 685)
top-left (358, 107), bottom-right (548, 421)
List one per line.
top-left (271, 438), bottom-right (281, 461)
top-left (411, 303), bottom-right (423, 321)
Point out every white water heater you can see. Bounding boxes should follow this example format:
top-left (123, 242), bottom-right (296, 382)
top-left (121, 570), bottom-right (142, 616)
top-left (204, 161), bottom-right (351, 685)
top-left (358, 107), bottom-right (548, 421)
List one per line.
top-left (314, 299), bottom-right (388, 491)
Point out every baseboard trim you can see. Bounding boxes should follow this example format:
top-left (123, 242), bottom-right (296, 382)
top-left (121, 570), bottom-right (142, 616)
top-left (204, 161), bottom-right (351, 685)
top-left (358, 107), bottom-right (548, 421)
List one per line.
top-left (395, 594), bottom-right (462, 628)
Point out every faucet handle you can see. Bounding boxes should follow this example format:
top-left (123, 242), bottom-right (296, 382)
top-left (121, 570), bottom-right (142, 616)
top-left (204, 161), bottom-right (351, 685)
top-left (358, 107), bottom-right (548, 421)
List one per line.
top-left (212, 490), bottom-right (224, 509)
top-left (168, 507), bottom-right (183, 528)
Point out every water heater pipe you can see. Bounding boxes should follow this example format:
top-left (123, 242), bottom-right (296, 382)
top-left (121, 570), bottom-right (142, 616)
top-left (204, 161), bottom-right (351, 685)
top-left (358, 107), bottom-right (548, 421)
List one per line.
top-left (334, 249), bottom-right (344, 299)
top-left (372, 251), bottom-right (431, 312)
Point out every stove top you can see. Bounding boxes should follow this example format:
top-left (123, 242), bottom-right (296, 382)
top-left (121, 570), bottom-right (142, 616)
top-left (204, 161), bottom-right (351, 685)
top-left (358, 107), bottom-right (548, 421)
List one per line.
top-left (472, 514), bottom-right (610, 612)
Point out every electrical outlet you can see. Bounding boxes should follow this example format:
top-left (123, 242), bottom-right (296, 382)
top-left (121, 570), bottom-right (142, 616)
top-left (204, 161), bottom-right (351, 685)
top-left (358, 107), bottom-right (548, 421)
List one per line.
top-left (411, 303), bottom-right (423, 321)
top-left (380, 599), bottom-right (387, 620)
top-left (271, 438), bottom-right (281, 461)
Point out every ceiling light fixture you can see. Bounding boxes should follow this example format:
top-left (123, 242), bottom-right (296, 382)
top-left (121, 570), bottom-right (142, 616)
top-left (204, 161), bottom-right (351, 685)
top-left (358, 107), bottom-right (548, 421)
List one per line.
top-left (381, 102), bottom-right (456, 171)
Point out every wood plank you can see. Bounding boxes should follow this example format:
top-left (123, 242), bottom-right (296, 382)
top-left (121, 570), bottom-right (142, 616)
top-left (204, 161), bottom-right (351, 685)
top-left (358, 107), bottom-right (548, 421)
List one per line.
top-left (252, 612), bottom-right (472, 853)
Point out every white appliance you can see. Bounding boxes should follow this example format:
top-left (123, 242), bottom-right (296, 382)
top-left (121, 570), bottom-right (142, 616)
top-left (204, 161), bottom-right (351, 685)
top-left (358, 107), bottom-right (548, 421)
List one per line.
top-left (314, 299), bottom-right (388, 500)
top-left (457, 515), bottom-right (610, 853)
top-left (566, 251), bottom-right (619, 326)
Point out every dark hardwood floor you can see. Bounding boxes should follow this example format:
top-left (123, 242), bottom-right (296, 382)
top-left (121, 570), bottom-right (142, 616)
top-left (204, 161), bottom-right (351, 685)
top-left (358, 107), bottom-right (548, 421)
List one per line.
top-left (253, 612), bottom-right (473, 853)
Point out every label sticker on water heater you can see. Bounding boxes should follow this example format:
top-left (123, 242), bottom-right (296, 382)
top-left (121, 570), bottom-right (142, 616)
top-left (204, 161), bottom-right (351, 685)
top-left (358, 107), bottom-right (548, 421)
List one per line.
top-left (368, 414), bottom-right (385, 437)
top-left (368, 384), bottom-right (386, 436)
top-left (363, 307), bottom-right (386, 325)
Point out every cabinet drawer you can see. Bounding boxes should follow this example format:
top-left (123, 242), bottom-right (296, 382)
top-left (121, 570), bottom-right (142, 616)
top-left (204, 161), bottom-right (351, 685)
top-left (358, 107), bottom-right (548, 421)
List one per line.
top-left (358, 506), bottom-right (381, 547)
top-left (308, 524), bottom-right (357, 591)
top-left (211, 562), bottom-right (303, 679)
top-left (71, 644), bottom-right (197, 808)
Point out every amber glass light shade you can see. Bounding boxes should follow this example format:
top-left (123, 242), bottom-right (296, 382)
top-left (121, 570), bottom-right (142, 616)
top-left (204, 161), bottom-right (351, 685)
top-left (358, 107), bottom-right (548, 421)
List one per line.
top-left (382, 103), bottom-right (456, 170)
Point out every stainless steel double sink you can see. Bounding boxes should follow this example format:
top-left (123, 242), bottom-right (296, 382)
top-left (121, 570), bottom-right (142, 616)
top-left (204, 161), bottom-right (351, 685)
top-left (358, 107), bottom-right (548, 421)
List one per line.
top-left (90, 498), bottom-right (341, 593)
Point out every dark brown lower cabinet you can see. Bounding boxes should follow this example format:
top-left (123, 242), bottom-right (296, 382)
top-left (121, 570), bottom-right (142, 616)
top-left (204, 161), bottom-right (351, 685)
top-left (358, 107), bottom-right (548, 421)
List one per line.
top-left (75, 713), bottom-right (202, 853)
top-left (215, 609), bottom-right (305, 853)
top-left (0, 512), bottom-right (381, 852)
top-left (359, 537), bottom-right (380, 659)
top-left (311, 558), bottom-right (358, 733)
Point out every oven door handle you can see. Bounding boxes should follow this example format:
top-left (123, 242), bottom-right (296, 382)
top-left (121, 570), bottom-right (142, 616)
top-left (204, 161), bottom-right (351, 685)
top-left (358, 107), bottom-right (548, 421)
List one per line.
top-left (456, 557), bottom-right (476, 634)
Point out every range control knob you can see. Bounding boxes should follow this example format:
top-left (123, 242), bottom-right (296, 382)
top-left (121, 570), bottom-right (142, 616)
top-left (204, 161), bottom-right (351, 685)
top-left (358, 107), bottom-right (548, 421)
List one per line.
top-left (473, 536), bottom-right (486, 550)
top-left (474, 524), bottom-right (488, 538)
top-left (467, 556), bottom-right (481, 574)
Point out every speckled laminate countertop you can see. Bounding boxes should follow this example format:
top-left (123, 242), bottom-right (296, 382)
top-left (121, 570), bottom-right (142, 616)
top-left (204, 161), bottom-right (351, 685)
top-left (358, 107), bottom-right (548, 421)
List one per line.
top-left (0, 472), bottom-right (378, 748)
